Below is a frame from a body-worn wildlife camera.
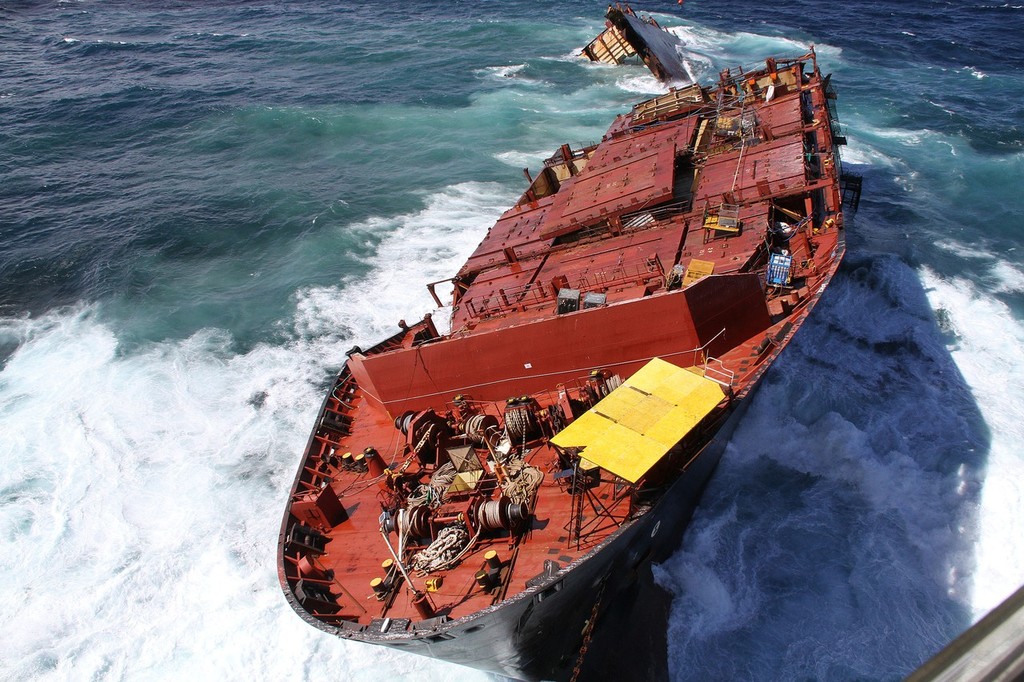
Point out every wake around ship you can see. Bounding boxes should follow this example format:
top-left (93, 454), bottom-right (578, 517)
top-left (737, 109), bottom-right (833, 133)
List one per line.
top-left (277, 23), bottom-right (857, 680)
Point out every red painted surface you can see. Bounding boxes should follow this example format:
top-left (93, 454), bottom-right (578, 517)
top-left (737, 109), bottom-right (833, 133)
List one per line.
top-left (279, 51), bottom-right (850, 662)
top-left (350, 275), bottom-right (770, 417)
top-left (541, 124), bottom-right (692, 240)
top-left (459, 196), bottom-right (555, 277)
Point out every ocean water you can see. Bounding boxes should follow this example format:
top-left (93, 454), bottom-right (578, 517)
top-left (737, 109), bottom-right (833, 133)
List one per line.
top-left (2, 1), bottom-right (1022, 680)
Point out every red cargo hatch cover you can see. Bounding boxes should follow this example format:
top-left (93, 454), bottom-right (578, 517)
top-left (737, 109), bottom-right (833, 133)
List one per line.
top-left (540, 131), bottom-right (679, 240)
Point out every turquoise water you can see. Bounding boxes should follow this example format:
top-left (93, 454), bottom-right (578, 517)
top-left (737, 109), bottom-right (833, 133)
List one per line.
top-left (2, 1), bottom-right (1023, 680)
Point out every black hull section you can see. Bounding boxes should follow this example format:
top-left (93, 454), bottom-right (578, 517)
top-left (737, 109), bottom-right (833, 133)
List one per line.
top-left (611, 8), bottom-right (690, 83)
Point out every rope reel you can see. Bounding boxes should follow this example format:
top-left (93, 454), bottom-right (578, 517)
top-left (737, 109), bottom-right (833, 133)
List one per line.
top-left (394, 410), bottom-right (415, 435)
top-left (397, 505), bottom-right (432, 539)
top-left (464, 413), bottom-right (500, 446)
top-left (476, 496), bottom-right (529, 532)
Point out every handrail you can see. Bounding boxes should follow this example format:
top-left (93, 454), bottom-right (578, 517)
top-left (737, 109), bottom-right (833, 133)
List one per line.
top-left (687, 328), bottom-right (736, 389)
top-left (701, 357), bottom-right (736, 389)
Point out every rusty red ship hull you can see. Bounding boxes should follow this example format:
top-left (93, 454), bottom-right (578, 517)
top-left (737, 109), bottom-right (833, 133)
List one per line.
top-left (278, 48), bottom-right (854, 681)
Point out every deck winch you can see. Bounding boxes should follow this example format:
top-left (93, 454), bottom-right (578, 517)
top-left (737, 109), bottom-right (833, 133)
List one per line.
top-left (476, 497), bottom-right (529, 532)
top-left (504, 396), bottom-right (540, 441)
top-left (396, 409), bottom-right (452, 465)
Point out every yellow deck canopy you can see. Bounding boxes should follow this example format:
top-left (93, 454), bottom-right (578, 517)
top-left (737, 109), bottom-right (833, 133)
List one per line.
top-left (550, 358), bottom-right (726, 483)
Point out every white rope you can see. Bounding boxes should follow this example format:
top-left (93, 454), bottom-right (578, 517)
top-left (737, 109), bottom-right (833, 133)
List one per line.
top-left (409, 525), bottom-right (472, 575)
top-left (501, 458), bottom-right (544, 505)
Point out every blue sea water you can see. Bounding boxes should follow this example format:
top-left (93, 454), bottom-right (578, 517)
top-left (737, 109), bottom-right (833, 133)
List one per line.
top-left (2, 1), bottom-right (1023, 680)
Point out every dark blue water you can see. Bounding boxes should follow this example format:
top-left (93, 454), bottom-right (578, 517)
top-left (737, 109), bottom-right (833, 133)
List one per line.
top-left (2, 2), bottom-right (1023, 680)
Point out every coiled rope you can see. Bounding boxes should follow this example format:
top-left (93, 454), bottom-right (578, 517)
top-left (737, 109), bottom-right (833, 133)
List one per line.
top-left (501, 458), bottom-right (544, 505)
top-left (409, 525), bottom-right (477, 576)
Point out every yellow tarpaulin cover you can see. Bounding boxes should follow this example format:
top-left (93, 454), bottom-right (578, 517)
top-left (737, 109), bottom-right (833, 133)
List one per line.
top-left (550, 358), bottom-right (725, 484)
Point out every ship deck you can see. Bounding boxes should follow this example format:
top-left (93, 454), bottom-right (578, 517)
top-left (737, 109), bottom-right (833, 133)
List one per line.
top-left (279, 49), bottom-right (850, 643)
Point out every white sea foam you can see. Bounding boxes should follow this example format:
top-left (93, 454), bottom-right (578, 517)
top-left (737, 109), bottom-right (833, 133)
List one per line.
top-left (667, 24), bottom-right (730, 55)
top-left (935, 239), bottom-right (992, 260)
top-left (729, 30), bottom-right (811, 56)
top-left (989, 260), bottom-right (1024, 294)
top-left (932, 244), bottom-right (1024, 294)
top-left (478, 63), bottom-right (540, 85)
top-left (293, 182), bottom-right (515, 343)
top-left (487, 63), bottom-right (526, 78)
top-left (665, 22), bottom-right (842, 89)
top-left (919, 268), bottom-right (1024, 617)
top-left (614, 73), bottom-right (669, 95)
top-left (0, 187), bottom-right (514, 681)
top-left (550, 45), bottom-right (595, 63)
top-left (494, 149), bottom-right (553, 167)
top-left (840, 135), bottom-right (899, 169)
top-left (926, 99), bottom-right (959, 118)
top-left (866, 126), bottom-right (926, 145)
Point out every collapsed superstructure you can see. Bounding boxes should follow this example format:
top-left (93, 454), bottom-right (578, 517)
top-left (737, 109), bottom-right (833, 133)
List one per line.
top-left (583, 4), bottom-right (691, 82)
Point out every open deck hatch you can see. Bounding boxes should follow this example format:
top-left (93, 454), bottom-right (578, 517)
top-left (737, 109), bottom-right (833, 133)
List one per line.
top-left (550, 358), bottom-right (725, 483)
